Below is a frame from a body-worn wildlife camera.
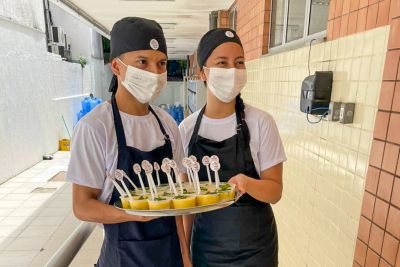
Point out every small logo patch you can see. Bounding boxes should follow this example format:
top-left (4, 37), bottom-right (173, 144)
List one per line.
top-left (150, 39), bottom-right (159, 50)
top-left (225, 31), bottom-right (234, 38)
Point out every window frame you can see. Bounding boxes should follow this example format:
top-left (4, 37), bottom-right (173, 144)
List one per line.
top-left (269, 0), bottom-right (328, 53)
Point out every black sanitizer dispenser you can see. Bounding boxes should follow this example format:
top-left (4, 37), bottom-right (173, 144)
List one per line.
top-left (300, 71), bottom-right (333, 115)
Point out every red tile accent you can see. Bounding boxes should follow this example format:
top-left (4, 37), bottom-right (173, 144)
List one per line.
top-left (389, 18), bottom-right (400, 50)
top-left (342, 0), bottom-right (351, 15)
top-left (359, 216), bottom-right (373, 243)
top-left (373, 198), bottom-right (389, 228)
top-left (396, 246), bottom-right (400, 267)
top-left (387, 205), bottom-right (400, 239)
top-left (341, 14), bottom-right (350, 36)
top-left (360, 0), bottom-right (369, 9)
top-left (378, 82), bottom-right (395, 111)
top-left (370, 223), bottom-right (385, 254)
top-left (377, 171), bottom-right (395, 201)
top-left (370, 140), bottom-right (386, 168)
top-left (393, 84), bottom-right (400, 112)
top-left (355, 239), bottom-right (368, 265)
top-left (374, 111), bottom-right (390, 140)
top-left (354, 261), bottom-right (362, 267)
top-left (388, 113), bottom-right (400, 144)
top-left (398, 156), bottom-right (400, 177)
top-left (349, 11), bottom-right (359, 34)
top-left (392, 178), bottom-right (400, 209)
top-left (330, 0), bottom-right (337, 20)
top-left (377, 0), bottom-right (391, 27)
top-left (382, 50), bottom-right (400, 81)
top-left (379, 259), bottom-right (391, 267)
top-left (382, 143), bottom-right (400, 174)
top-left (366, 248), bottom-right (381, 267)
top-left (336, 0), bottom-right (344, 18)
top-left (367, 4), bottom-right (379, 30)
top-left (369, 0), bottom-right (379, 5)
top-left (352, 0), bottom-right (361, 12)
top-left (382, 233), bottom-right (399, 265)
top-left (357, 8), bottom-right (368, 32)
top-left (363, 192), bottom-right (377, 220)
top-left (366, 166), bottom-right (381, 194)
top-left (333, 17), bottom-right (342, 39)
top-left (390, 0), bottom-right (400, 19)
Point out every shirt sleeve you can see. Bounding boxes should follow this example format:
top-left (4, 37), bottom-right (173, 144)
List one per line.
top-left (178, 122), bottom-right (188, 157)
top-left (258, 117), bottom-right (287, 172)
top-left (66, 121), bottom-right (106, 189)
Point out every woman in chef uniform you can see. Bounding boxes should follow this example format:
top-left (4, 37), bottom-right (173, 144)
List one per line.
top-left (66, 17), bottom-right (191, 267)
top-left (179, 28), bottom-right (286, 267)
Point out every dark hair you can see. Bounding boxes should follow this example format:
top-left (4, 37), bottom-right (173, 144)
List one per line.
top-left (235, 94), bottom-right (250, 147)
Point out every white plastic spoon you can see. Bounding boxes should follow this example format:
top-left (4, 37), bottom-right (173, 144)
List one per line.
top-left (133, 164), bottom-right (146, 195)
top-left (154, 162), bottom-right (161, 186)
top-left (202, 156), bottom-right (212, 184)
top-left (114, 170), bottom-right (132, 198)
top-left (161, 163), bottom-right (178, 196)
top-left (169, 160), bottom-right (183, 194)
top-left (210, 161), bottom-right (221, 189)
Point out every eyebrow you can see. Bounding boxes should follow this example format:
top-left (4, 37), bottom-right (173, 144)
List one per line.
top-left (214, 56), bottom-right (245, 60)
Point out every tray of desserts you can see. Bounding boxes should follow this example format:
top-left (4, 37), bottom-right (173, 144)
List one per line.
top-left (110, 155), bottom-right (243, 217)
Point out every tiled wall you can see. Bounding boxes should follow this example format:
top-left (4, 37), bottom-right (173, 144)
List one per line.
top-left (0, 1), bottom-right (90, 183)
top-left (234, 0), bottom-right (271, 60)
top-left (327, 0), bottom-right (392, 40)
top-left (353, 2), bottom-right (400, 266)
top-left (241, 26), bottom-right (389, 266)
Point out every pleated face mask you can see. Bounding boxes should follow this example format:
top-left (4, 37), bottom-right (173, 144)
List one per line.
top-left (118, 58), bottom-right (167, 103)
top-left (205, 67), bottom-right (247, 103)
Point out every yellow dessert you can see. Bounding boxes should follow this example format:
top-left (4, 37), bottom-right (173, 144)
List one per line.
top-left (148, 197), bottom-right (171, 210)
top-left (129, 195), bottom-right (149, 210)
top-left (196, 191), bottom-right (220, 206)
top-left (172, 195), bottom-right (196, 209)
top-left (120, 196), bottom-right (131, 209)
top-left (218, 183), bottom-right (235, 201)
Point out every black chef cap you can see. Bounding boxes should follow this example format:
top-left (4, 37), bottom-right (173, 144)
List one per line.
top-left (109, 17), bottom-right (167, 93)
top-left (197, 28), bottom-right (243, 70)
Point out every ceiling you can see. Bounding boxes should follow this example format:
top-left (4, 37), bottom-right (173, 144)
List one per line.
top-left (61, 0), bottom-right (234, 59)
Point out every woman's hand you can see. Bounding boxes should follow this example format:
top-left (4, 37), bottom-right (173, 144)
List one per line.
top-left (228, 173), bottom-right (250, 194)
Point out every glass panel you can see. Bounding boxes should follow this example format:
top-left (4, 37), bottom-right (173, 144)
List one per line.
top-left (309, 0), bottom-right (329, 35)
top-left (286, 0), bottom-right (307, 42)
top-left (270, 0), bottom-right (286, 47)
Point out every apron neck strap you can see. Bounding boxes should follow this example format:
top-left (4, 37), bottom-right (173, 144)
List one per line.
top-left (149, 105), bottom-right (170, 140)
top-left (111, 95), bottom-right (170, 150)
top-left (191, 105), bottom-right (243, 144)
top-left (111, 94), bottom-right (127, 148)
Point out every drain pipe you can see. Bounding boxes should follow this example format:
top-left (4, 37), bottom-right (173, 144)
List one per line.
top-left (44, 222), bottom-right (96, 267)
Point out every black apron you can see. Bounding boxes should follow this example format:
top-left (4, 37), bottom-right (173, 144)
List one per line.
top-left (189, 106), bottom-right (278, 267)
top-left (97, 95), bottom-right (183, 267)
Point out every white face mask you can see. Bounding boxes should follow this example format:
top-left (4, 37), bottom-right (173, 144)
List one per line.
top-left (118, 58), bottom-right (167, 104)
top-left (205, 67), bottom-right (247, 103)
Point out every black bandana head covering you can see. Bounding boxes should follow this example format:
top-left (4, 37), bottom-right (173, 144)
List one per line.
top-left (109, 17), bottom-right (167, 93)
top-left (197, 28), bottom-right (243, 70)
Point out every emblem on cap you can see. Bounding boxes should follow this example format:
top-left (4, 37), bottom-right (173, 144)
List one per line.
top-left (150, 39), bottom-right (159, 50)
top-left (225, 31), bottom-right (234, 38)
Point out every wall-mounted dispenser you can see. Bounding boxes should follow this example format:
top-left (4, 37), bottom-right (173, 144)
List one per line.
top-left (300, 71), bottom-right (333, 115)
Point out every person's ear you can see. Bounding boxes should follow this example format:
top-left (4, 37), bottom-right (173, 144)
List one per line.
top-left (200, 68), bottom-right (207, 81)
top-left (111, 58), bottom-right (123, 76)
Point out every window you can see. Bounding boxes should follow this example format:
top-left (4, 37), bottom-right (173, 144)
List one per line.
top-left (270, 0), bottom-right (286, 47)
top-left (270, 0), bottom-right (330, 48)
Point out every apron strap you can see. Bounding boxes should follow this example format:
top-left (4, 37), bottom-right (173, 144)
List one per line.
top-left (149, 105), bottom-right (170, 141)
top-left (188, 106), bottom-right (205, 154)
top-left (111, 94), bottom-right (127, 149)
